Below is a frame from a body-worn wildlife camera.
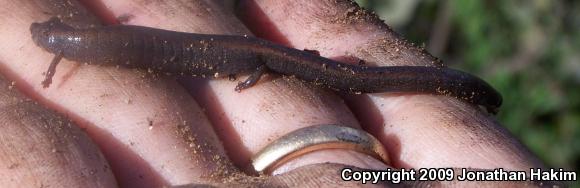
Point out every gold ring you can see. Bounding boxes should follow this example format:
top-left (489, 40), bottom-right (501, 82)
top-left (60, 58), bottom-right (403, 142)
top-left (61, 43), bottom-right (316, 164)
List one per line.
top-left (251, 124), bottom-right (390, 174)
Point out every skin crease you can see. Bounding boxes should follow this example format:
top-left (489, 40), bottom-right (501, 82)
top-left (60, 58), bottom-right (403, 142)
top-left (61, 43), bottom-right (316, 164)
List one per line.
top-left (0, 0), bottom-right (550, 187)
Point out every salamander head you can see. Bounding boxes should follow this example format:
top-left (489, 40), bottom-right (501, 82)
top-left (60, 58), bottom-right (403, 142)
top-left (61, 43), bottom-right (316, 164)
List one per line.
top-left (30, 17), bottom-right (75, 53)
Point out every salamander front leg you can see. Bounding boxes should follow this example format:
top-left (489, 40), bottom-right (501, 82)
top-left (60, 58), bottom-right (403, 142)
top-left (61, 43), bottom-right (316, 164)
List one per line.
top-left (235, 65), bottom-right (267, 92)
top-left (41, 51), bottom-right (63, 88)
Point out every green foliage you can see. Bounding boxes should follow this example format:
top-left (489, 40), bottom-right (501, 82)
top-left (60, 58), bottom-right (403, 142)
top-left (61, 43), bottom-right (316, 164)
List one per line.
top-left (357, 0), bottom-right (580, 172)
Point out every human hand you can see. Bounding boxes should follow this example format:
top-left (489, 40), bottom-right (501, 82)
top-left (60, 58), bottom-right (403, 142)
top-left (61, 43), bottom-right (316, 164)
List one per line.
top-left (0, 0), bottom-right (549, 187)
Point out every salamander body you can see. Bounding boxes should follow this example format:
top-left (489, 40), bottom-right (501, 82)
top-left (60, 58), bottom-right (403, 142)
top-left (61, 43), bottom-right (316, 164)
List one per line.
top-left (30, 18), bottom-right (502, 113)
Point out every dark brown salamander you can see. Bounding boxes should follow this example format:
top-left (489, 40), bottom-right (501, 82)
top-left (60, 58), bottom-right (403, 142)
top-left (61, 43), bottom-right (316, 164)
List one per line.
top-left (30, 18), bottom-right (502, 113)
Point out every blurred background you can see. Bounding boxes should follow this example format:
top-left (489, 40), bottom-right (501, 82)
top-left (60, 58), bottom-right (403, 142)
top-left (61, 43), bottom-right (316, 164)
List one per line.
top-left (355, 0), bottom-right (579, 173)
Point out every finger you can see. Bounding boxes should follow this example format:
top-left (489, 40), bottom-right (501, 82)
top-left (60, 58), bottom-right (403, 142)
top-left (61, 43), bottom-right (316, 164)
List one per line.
top-left (0, 76), bottom-right (116, 187)
top-left (0, 0), bottom-right (233, 186)
top-left (98, 0), bottom-right (390, 176)
top-left (177, 163), bottom-right (562, 187)
top-left (179, 164), bottom-right (392, 187)
top-left (238, 0), bottom-right (544, 170)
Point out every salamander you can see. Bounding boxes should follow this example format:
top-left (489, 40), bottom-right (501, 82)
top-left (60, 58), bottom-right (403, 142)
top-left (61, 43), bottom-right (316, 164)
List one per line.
top-left (30, 18), bottom-right (502, 113)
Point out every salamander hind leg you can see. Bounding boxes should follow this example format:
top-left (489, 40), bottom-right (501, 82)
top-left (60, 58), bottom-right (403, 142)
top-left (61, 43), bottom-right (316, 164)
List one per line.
top-left (41, 51), bottom-right (63, 88)
top-left (235, 65), bottom-right (267, 92)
